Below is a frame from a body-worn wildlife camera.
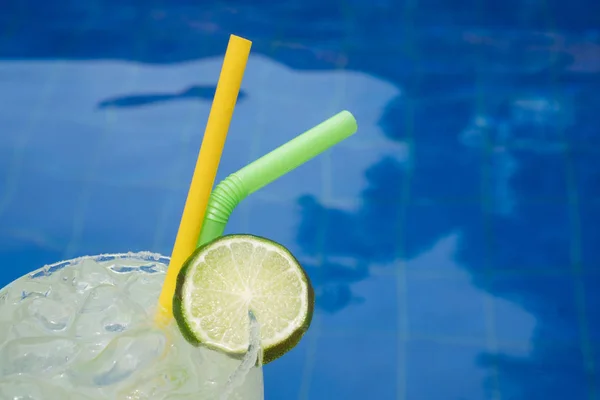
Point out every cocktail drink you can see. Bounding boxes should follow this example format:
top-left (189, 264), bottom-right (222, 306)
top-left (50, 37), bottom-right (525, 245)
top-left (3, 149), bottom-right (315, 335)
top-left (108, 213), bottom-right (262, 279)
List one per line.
top-left (0, 107), bottom-right (357, 399)
top-left (0, 109), bottom-right (357, 399)
top-left (0, 30), bottom-right (359, 397)
top-left (0, 253), bottom-right (263, 399)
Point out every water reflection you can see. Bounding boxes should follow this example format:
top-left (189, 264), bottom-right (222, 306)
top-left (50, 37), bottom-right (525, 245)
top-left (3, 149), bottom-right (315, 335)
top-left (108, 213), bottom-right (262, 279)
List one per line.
top-left (295, 38), bottom-right (600, 398)
top-left (97, 85), bottom-right (247, 109)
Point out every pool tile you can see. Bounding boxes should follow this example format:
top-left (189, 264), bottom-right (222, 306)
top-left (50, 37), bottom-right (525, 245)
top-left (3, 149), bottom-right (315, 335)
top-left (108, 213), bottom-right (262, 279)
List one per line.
top-left (19, 120), bottom-right (105, 182)
top-left (410, 147), bottom-right (483, 203)
top-left (246, 197), bottom-right (302, 255)
top-left (405, 339), bottom-right (489, 400)
top-left (489, 274), bottom-right (580, 343)
top-left (76, 184), bottom-right (176, 255)
top-left (403, 202), bottom-right (487, 272)
top-left (504, 149), bottom-right (569, 203)
top-left (0, 173), bottom-right (83, 248)
top-left (493, 341), bottom-right (589, 400)
top-left (330, 142), bottom-right (408, 202)
top-left (580, 202), bottom-right (600, 271)
top-left (489, 202), bottom-right (571, 270)
top-left (307, 333), bottom-right (397, 399)
top-left (318, 274), bottom-right (397, 333)
top-left (492, 291), bottom-right (537, 345)
top-left (406, 273), bottom-right (488, 340)
top-left (571, 147), bottom-right (600, 203)
top-left (582, 274), bottom-right (600, 342)
top-left (263, 331), bottom-right (310, 400)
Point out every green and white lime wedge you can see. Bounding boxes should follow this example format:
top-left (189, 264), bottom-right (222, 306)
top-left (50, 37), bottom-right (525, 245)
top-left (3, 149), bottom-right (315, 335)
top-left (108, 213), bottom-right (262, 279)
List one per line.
top-left (173, 234), bottom-right (314, 364)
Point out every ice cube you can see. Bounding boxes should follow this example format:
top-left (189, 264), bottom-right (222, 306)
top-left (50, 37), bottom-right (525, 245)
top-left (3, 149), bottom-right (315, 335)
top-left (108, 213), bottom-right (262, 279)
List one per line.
top-left (0, 321), bottom-right (10, 346)
top-left (9, 296), bottom-right (67, 339)
top-left (11, 317), bottom-right (48, 339)
top-left (0, 336), bottom-right (79, 377)
top-left (0, 290), bottom-right (18, 330)
top-left (69, 328), bottom-right (166, 387)
top-left (27, 296), bottom-right (75, 332)
top-left (68, 335), bottom-right (113, 372)
top-left (6, 280), bottom-right (51, 305)
top-left (57, 266), bottom-right (79, 290)
top-left (0, 375), bottom-right (69, 399)
top-left (75, 259), bottom-right (116, 292)
top-left (125, 272), bottom-right (165, 310)
top-left (74, 285), bottom-right (146, 337)
top-left (0, 289), bottom-right (7, 307)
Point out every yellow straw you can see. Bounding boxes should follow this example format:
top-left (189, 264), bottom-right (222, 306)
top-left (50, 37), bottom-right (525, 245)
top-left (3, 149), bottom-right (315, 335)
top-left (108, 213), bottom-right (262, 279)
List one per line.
top-left (155, 35), bottom-right (252, 326)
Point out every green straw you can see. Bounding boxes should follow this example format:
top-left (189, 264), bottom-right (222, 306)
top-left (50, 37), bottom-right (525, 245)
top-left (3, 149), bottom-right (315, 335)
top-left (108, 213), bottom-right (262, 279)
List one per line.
top-left (197, 110), bottom-right (358, 246)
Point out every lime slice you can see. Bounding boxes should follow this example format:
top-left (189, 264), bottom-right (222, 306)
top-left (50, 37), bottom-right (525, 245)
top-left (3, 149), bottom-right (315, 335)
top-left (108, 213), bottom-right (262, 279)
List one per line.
top-left (173, 234), bottom-right (314, 364)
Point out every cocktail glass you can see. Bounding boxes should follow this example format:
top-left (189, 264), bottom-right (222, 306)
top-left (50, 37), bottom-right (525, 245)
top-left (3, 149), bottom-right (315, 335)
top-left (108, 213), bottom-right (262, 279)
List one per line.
top-left (0, 252), bottom-right (263, 399)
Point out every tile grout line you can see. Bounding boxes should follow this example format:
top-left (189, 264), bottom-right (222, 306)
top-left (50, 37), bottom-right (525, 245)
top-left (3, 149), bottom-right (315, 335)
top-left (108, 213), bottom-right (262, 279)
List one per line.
top-left (63, 76), bottom-right (138, 259)
top-left (317, 329), bottom-right (600, 348)
top-left (538, 2), bottom-right (595, 397)
top-left (240, 38), bottom-right (274, 236)
top-left (0, 64), bottom-right (63, 217)
top-left (298, 5), bottom-right (354, 397)
top-left (370, 265), bottom-right (600, 278)
top-left (395, 121), bottom-right (411, 400)
top-left (25, 167), bottom-right (600, 207)
top-left (540, 0), bottom-right (596, 396)
top-left (152, 66), bottom-right (201, 252)
top-left (475, 9), bottom-right (502, 399)
top-left (296, 62), bottom-right (343, 400)
top-left (63, 26), bottom-right (145, 258)
top-left (566, 142), bottom-right (596, 399)
top-left (256, 24), bottom-right (317, 400)
top-left (395, 1), bottom-right (421, 398)
top-left (151, 0), bottom-right (204, 252)
top-left (0, 4), bottom-right (34, 215)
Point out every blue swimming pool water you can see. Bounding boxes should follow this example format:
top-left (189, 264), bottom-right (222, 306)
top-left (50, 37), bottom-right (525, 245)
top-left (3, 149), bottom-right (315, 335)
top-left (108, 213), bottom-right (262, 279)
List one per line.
top-left (1, 1), bottom-right (599, 399)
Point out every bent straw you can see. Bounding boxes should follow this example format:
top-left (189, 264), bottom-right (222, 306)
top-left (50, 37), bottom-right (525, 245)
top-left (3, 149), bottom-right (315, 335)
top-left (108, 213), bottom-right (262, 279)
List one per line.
top-left (197, 110), bottom-right (357, 247)
top-left (156, 35), bottom-right (252, 326)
